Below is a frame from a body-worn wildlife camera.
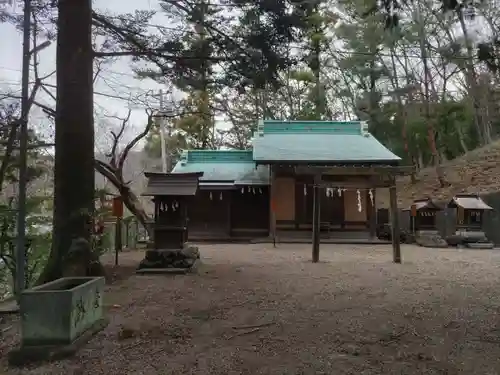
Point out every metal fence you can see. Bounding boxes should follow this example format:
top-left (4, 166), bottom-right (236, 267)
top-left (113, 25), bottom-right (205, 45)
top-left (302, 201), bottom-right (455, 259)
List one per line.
top-left (101, 216), bottom-right (148, 253)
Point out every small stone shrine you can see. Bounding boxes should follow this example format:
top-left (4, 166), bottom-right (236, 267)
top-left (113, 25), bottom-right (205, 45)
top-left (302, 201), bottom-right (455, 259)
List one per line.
top-left (408, 198), bottom-right (447, 248)
top-left (137, 172), bottom-right (204, 272)
top-left (445, 194), bottom-right (494, 249)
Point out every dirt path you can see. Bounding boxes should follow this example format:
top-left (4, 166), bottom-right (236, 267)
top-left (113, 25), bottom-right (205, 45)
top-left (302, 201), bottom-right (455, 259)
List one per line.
top-left (3, 244), bottom-right (500, 374)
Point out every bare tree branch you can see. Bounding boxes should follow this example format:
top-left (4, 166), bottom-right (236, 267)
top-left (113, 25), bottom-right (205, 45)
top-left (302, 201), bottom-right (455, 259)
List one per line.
top-left (103, 109), bottom-right (131, 168)
top-left (118, 111), bottom-right (153, 174)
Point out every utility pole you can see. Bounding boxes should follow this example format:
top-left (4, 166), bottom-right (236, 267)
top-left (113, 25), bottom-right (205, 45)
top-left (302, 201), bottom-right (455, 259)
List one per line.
top-left (158, 89), bottom-right (168, 173)
top-left (15, 0), bottom-right (32, 297)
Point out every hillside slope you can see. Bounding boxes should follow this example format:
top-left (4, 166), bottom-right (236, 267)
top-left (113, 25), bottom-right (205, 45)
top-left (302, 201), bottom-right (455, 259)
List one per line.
top-left (378, 140), bottom-right (500, 208)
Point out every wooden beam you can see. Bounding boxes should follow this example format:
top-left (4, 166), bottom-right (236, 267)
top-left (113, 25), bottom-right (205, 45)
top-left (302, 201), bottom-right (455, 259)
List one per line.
top-left (312, 174), bottom-right (321, 262)
top-left (389, 184), bottom-right (401, 263)
top-left (319, 180), bottom-right (392, 189)
top-left (295, 165), bottom-right (415, 176)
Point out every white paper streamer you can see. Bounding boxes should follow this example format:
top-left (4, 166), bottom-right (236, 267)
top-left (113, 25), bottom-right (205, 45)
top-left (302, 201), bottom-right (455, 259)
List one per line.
top-left (357, 189), bottom-right (362, 212)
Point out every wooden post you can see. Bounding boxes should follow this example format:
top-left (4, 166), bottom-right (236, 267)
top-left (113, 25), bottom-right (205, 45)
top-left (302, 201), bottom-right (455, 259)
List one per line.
top-left (112, 196), bottom-right (123, 265)
top-left (270, 167), bottom-right (277, 247)
top-left (410, 204), bottom-right (417, 234)
top-left (389, 184), bottom-right (401, 263)
top-left (115, 216), bottom-right (122, 266)
top-left (227, 190), bottom-right (232, 238)
top-left (312, 174), bottom-right (321, 262)
top-left (124, 218), bottom-right (129, 248)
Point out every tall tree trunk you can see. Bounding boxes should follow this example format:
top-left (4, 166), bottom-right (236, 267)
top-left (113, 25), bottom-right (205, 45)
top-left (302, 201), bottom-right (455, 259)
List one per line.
top-left (196, 0), bottom-right (212, 148)
top-left (311, 3), bottom-right (322, 119)
top-left (458, 8), bottom-right (490, 144)
top-left (416, 4), bottom-right (447, 187)
top-left (456, 122), bottom-right (469, 154)
top-left (38, 0), bottom-right (95, 283)
top-left (388, 43), bottom-right (417, 183)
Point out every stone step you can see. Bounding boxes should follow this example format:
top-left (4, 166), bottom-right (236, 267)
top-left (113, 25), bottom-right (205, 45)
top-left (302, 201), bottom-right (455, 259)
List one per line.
top-left (466, 242), bottom-right (495, 249)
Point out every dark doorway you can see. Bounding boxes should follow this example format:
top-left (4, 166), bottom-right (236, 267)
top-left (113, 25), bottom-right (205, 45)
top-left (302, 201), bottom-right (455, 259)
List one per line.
top-left (188, 190), bottom-right (230, 237)
top-left (231, 186), bottom-right (270, 237)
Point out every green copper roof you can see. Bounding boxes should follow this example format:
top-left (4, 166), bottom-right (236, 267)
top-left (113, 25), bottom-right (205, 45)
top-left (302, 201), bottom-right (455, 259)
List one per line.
top-left (185, 150), bottom-right (254, 163)
top-left (258, 120), bottom-right (363, 134)
top-left (172, 150), bottom-right (269, 185)
top-left (252, 120), bottom-right (401, 163)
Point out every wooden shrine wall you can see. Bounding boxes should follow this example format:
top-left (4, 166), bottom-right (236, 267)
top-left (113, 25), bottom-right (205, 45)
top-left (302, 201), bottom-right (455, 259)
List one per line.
top-left (231, 186), bottom-right (270, 234)
top-left (294, 180), bottom-right (313, 228)
top-left (272, 177), bottom-right (295, 222)
top-left (188, 190), bottom-right (230, 235)
top-left (344, 190), bottom-right (368, 228)
top-left (272, 172), bottom-right (370, 230)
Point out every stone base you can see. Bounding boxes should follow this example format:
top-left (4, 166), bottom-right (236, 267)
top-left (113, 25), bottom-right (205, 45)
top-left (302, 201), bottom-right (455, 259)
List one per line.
top-left (0, 298), bottom-right (19, 315)
top-left (447, 231), bottom-right (491, 247)
top-left (136, 267), bottom-right (190, 275)
top-left (8, 318), bottom-right (109, 367)
top-left (415, 231), bottom-right (448, 248)
top-left (466, 242), bottom-right (494, 249)
top-left (137, 244), bottom-right (200, 270)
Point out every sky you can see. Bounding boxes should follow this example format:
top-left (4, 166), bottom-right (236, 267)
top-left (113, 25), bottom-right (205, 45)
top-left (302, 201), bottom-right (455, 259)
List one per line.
top-left (0, 0), bottom-right (171, 153)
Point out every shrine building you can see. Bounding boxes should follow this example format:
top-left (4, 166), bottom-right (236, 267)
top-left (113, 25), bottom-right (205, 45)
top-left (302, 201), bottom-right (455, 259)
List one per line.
top-left (171, 119), bottom-right (406, 242)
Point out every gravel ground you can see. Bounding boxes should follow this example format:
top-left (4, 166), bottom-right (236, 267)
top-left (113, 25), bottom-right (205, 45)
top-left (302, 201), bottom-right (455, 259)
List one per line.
top-left (2, 244), bottom-right (500, 374)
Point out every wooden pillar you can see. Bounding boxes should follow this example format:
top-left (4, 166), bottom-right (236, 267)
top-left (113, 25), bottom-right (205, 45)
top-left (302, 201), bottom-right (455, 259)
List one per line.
top-left (182, 198), bottom-right (188, 243)
top-left (389, 184), bottom-right (401, 263)
top-left (115, 216), bottom-right (122, 266)
top-left (227, 190), bottom-right (232, 238)
top-left (312, 174), bottom-right (321, 262)
top-left (270, 167), bottom-right (277, 246)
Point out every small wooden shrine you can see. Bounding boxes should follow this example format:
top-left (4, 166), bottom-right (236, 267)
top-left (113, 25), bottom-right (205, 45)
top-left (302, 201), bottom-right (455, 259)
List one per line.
top-left (446, 194), bottom-right (494, 248)
top-left (448, 194), bottom-right (492, 230)
top-left (137, 172), bottom-right (204, 271)
top-left (409, 198), bottom-right (441, 232)
top-left (408, 198), bottom-right (447, 247)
